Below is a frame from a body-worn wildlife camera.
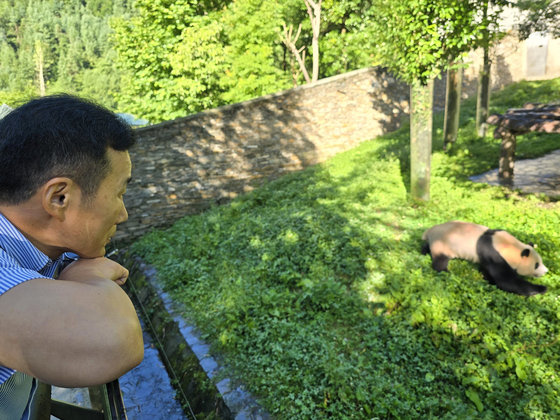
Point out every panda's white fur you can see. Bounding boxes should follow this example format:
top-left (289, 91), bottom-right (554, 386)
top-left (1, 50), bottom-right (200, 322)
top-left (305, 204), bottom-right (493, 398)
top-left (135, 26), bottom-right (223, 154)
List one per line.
top-left (422, 221), bottom-right (488, 264)
top-left (422, 221), bottom-right (548, 296)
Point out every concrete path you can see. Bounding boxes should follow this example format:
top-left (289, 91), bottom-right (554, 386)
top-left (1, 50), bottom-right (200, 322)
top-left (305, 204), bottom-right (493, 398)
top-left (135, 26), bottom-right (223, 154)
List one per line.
top-left (469, 149), bottom-right (560, 197)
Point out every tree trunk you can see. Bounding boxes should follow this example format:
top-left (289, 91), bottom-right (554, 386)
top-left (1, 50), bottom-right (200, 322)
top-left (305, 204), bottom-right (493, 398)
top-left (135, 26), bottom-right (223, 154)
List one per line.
top-left (443, 65), bottom-right (462, 150)
top-left (498, 131), bottom-right (516, 186)
top-left (410, 79), bottom-right (434, 201)
top-left (281, 23), bottom-right (311, 84)
top-left (476, 3), bottom-right (491, 137)
top-left (34, 40), bottom-right (46, 97)
top-left (312, 28), bottom-right (319, 83)
top-left (304, 0), bottom-right (322, 83)
top-left (476, 46), bottom-right (491, 137)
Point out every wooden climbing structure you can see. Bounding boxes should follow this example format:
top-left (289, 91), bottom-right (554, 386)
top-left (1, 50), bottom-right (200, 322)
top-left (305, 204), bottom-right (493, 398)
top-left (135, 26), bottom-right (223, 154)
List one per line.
top-left (486, 103), bottom-right (560, 185)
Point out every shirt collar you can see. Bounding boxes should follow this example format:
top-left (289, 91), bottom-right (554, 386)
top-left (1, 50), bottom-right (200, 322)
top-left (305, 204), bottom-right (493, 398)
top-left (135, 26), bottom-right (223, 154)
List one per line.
top-left (0, 212), bottom-right (52, 272)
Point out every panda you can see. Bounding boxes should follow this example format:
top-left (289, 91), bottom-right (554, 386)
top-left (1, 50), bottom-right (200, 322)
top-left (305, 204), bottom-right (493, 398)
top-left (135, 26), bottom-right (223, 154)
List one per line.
top-left (421, 221), bottom-right (548, 296)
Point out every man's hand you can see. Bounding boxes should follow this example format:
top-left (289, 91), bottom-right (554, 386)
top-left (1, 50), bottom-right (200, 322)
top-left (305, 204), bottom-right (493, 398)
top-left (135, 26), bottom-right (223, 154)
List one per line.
top-left (58, 257), bottom-right (129, 286)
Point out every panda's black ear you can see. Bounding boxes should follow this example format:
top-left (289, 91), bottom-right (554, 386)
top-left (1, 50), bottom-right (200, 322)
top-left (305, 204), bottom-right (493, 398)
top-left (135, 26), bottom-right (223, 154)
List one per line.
top-left (528, 242), bottom-right (534, 248)
top-left (521, 249), bottom-right (530, 258)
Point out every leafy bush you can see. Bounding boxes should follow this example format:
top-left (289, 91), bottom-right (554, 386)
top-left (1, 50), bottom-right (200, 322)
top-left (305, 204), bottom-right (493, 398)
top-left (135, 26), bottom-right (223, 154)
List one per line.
top-left (132, 78), bottom-right (560, 419)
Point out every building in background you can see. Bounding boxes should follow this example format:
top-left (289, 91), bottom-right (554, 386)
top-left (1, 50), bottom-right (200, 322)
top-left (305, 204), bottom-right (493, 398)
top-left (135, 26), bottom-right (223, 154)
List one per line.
top-left (460, 6), bottom-right (560, 99)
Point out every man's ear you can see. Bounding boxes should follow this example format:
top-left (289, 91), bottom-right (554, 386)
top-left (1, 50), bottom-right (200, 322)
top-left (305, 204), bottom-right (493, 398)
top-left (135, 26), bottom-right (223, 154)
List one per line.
top-left (41, 178), bottom-right (79, 221)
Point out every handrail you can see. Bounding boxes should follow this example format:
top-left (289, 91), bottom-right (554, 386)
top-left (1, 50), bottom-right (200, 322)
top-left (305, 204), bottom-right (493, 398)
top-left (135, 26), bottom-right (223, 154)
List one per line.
top-left (30, 380), bottom-right (128, 420)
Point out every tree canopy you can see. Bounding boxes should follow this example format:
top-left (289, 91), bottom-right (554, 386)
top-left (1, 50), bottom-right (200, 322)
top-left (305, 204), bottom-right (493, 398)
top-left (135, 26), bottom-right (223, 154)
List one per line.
top-left (1, 0), bottom-right (379, 121)
top-left (0, 0), bottom-right (534, 125)
top-left (0, 0), bottom-right (135, 108)
top-left (369, 0), bottom-right (507, 85)
top-left (110, 0), bottom-right (379, 122)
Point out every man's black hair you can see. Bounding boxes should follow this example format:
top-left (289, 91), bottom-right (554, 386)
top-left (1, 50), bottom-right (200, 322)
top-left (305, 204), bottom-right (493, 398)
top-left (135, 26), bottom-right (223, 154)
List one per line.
top-left (0, 94), bottom-right (135, 205)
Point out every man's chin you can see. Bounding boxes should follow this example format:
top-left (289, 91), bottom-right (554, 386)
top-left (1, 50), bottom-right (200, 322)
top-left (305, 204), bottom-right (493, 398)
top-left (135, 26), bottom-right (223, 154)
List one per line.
top-left (74, 248), bottom-right (106, 259)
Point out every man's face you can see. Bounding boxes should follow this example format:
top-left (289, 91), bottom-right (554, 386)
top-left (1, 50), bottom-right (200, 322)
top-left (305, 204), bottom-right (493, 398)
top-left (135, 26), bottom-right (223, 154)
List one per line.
top-left (66, 148), bottom-right (131, 258)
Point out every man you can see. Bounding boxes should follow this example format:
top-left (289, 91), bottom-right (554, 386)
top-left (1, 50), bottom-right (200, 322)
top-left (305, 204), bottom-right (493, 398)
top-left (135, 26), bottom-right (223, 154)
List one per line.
top-left (0, 95), bottom-right (144, 419)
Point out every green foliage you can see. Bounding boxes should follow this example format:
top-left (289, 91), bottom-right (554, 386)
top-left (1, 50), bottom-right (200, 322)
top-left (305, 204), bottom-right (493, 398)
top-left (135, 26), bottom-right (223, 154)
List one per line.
top-left (0, 0), bottom-right (134, 109)
top-left (369, 0), bottom-right (506, 85)
top-left (110, 0), bottom-right (379, 123)
top-left (0, 86), bottom-right (35, 108)
top-left (132, 79), bottom-right (560, 419)
top-left (218, 0), bottom-right (293, 103)
top-left (319, 0), bottom-right (378, 77)
top-left (110, 0), bottom-right (220, 122)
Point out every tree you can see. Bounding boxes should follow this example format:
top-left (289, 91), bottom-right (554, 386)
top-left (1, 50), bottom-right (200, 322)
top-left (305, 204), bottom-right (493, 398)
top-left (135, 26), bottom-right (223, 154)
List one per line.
top-left (370, 0), bottom-right (501, 200)
top-left (515, 0), bottom-right (560, 40)
top-left (280, 23), bottom-right (311, 84)
top-left (281, 0), bottom-right (322, 84)
top-left (218, 0), bottom-right (293, 103)
top-left (443, 63), bottom-right (462, 150)
top-left (475, 1), bottom-right (507, 138)
top-left (475, 41), bottom-right (492, 137)
top-left (110, 0), bottom-right (235, 122)
top-left (34, 39), bottom-right (47, 96)
top-left (304, 0), bottom-right (322, 83)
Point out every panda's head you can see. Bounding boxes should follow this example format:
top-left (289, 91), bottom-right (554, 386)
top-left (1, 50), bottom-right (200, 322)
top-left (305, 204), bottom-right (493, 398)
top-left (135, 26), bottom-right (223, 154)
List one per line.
top-left (516, 244), bottom-right (548, 277)
top-left (490, 231), bottom-right (548, 278)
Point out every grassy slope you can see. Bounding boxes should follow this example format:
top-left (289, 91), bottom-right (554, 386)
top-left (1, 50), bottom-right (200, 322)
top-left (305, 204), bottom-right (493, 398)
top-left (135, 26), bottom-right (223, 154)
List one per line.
top-left (132, 78), bottom-right (560, 420)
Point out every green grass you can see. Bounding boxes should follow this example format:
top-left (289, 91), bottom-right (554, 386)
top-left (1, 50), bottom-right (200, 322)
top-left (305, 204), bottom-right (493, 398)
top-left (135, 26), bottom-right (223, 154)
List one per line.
top-left (131, 78), bottom-right (560, 419)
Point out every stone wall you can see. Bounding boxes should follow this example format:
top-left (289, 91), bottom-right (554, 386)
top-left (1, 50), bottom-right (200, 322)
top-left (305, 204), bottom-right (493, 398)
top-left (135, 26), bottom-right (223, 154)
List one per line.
top-left (116, 67), bottom-right (410, 243)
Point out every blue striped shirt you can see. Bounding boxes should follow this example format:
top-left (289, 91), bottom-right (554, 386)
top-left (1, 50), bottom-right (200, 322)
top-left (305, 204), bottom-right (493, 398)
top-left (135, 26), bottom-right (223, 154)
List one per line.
top-left (0, 212), bottom-right (77, 385)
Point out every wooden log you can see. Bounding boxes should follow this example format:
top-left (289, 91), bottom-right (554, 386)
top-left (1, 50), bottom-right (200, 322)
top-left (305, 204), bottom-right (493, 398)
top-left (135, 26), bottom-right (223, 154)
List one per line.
top-left (504, 111), bottom-right (560, 120)
top-left (486, 103), bottom-right (560, 188)
top-left (506, 109), bottom-right (560, 117)
top-left (487, 114), bottom-right (503, 126)
top-left (487, 114), bottom-right (560, 135)
top-left (522, 102), bottom-right (560, 110)
top-left (499, 118), bottom-right (560, 133)
top-left (498, 131), bottom-right (516, 185)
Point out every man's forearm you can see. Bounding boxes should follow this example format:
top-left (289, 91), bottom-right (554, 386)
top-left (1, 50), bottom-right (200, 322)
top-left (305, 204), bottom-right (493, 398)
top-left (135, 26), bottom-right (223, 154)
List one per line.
top-left (0, 277), bottom-right (144, 387)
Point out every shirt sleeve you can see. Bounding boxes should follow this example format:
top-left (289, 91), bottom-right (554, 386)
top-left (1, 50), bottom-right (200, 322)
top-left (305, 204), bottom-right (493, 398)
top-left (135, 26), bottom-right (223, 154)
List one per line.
top-left (0, 249), bottom-right (47, 297)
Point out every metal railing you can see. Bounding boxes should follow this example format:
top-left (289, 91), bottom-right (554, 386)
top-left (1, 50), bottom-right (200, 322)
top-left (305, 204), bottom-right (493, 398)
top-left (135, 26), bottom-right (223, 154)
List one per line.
top-left (30, 380), bottom-right (128, 420)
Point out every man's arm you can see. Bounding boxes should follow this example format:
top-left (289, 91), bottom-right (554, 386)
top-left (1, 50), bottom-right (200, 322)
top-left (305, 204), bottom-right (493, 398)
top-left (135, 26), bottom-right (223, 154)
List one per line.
top-left (0, 258), bottom-right (144, 387)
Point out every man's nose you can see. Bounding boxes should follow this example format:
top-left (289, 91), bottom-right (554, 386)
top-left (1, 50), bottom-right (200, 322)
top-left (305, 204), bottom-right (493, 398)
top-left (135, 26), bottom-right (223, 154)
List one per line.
top-left (117, 204), bottom-right (128, 224)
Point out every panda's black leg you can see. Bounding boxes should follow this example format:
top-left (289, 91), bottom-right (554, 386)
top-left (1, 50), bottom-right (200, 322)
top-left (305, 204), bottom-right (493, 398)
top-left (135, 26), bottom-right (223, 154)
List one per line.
top-left (432, 254), bottom-right (450, 272)
top-left (421, 242), bottom-right (430, 255)
top-left (483, 262), bottom-right (547, 296)
top-left (494, 276), bottom-right (547, 296)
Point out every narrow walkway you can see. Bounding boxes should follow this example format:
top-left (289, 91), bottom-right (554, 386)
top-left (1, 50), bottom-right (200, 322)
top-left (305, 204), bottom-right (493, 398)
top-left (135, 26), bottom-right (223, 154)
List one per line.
top-left (469, 149), bottom-right (560, 197)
